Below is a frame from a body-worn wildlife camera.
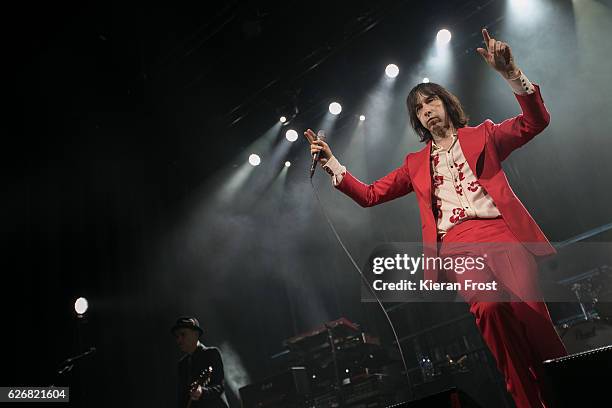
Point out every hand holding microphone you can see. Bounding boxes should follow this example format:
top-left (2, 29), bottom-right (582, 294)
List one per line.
top-left (304, 129), bottom-right (333, 177)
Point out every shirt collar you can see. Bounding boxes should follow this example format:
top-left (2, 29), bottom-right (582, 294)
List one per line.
top-left (431, 134), bottom-right (457, 153)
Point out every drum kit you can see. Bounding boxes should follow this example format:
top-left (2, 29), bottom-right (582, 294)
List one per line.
top-left (552, 265), bottom-right (612, 354)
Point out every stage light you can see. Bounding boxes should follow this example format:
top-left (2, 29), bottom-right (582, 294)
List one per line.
top-left (359, 115), bottom-right (366, 121)
top-left (75, 297), bottom-right (89, 315)
top-left (329, 102), bottom-right (342, 115)
top-left (422, 77), bottom-right (430, 83)
top-left (284, 161), bottom-right (291, 168)
top-left (279, 116), bottom-right (287, 123)
top-left (248, 154), bottom-right (261, 166)
top-left (385, 64), bottom-right (399, 78)
top-left (436, 29), bottom-right (451, 45)
top-left (285, 129), bottom-right (298, 142)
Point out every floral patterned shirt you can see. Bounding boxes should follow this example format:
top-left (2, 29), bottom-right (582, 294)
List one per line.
top-left (430, 136), bottom-right (500, 236)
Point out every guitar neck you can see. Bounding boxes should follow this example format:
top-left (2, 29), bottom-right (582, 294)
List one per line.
top-left (186, 366), bottom-right (213, 408)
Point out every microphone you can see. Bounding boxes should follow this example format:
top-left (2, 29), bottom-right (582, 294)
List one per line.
top-left (310, 130), bottom-right (326, 178)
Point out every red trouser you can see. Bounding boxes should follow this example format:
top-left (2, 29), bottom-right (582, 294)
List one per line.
top-left (440, 218), bottom-right (567, 408)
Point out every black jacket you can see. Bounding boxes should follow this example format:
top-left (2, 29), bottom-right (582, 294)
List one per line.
top-left (177, 344), bottom-right (229, 408)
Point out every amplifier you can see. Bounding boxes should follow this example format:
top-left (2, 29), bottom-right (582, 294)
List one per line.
top-left (344, 374), bottom-right (393, 405)
top-left (308, 374), bottom-right (394, 408)
top-left (309, 391), bottom-right (338, 408)
top-left (239, 366), bottom-right (310, 408)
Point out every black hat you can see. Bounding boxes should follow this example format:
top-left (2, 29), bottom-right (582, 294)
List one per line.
top-left (171, 316), bottom-right (204, 337)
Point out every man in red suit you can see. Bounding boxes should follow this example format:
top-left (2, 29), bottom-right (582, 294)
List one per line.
top-left (304, 29), bottom-right (566, 408)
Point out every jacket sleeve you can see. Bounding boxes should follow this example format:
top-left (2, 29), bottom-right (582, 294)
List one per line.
top-left (488, 84), bottom-right (551, 161)
top-left (335, 155), bottom-right (413, 207)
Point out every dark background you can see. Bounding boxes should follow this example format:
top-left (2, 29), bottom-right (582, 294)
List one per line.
top-left (3, 0), bottom-right (612, 407)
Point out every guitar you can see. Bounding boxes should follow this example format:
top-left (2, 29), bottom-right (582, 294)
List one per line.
top-left (186, 366), bottom-right (213, 408)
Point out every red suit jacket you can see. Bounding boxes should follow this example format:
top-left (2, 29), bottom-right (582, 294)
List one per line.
top-left (335, 85), bottom-right (555, 281)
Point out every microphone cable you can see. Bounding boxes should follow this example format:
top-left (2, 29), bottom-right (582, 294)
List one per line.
top-left (309, 177), bottom-right (413, 397)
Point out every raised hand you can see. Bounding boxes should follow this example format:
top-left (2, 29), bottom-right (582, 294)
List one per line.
top-left (476, 28), bottom-right (520, 79)
top-left (303, 129), bottom-right (333, 166)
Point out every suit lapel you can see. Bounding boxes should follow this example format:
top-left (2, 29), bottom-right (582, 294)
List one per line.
top-left (410, 127), bottom-right (486, 199)
top-left (411, 141), bottom-right (433, 204)
top-left (457, 126), bottom-right (486, 179)
top-left (410, 125), bottom-right (487, 198)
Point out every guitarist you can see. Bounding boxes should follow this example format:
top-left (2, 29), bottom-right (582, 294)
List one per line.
top-left (172, 317), bottom-right (229, 408)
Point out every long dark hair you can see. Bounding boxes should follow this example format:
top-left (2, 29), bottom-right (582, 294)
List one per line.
top-left (406, 82), bottom-right (469, 143)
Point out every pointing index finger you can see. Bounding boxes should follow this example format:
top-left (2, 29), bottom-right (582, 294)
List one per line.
top-left (482, 28), bottom-right (492, 50)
